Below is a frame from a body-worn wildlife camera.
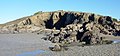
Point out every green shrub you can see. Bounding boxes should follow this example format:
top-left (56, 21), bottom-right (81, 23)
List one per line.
top-left (34, 11), bottom-right (42, 15)
top-left (112, 18), bottom-right (118, 22)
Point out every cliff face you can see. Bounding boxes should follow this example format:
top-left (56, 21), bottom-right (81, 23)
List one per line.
top-left (0, 10), bottom-right (120, 35)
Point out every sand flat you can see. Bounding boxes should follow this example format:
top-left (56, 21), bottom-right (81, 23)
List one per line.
top-left (0, 33), bottom-right (54, 56)
top-left (0, 33), bottom-right (120, 56)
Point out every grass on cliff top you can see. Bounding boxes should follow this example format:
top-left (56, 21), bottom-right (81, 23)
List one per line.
top-left (112, 18), bottom-right (120, 23)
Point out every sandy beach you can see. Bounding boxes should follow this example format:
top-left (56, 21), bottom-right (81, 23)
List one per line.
top-left (0, 33), bottom-right (54, 56)
top-left (0, 33), bottom-right (120, 56)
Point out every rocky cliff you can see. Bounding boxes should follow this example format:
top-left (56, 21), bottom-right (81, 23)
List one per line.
top-left (0, 10), bottom-right (120, 35)
top-left (1, 10), bottom-right (120, 45)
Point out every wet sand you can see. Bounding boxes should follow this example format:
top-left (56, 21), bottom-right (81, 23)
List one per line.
top-left (0, 33), bottom-right (54, 56)
top-left (0, 33), bottom-right (120, 56)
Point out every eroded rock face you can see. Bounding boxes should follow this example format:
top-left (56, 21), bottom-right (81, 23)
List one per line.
top-left (0, 10), bottom-right (119, 36)
top-left (0, 10), bottom-right (120, 45)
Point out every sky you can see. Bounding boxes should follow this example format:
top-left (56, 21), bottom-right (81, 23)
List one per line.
top-left (0, 0), bottom-right (120, 24)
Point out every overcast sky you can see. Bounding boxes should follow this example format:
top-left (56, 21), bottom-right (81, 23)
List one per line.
top-left (0, 0), bottom-right (120, 24)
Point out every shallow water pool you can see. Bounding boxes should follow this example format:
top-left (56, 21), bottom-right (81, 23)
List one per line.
top-left (112, 40), bottom-right (120, 43)
top-left (16, 50), bottom-right (45, 56)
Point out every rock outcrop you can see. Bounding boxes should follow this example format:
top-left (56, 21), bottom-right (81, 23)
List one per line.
top-left (0, 10), bottom-right (120, 44)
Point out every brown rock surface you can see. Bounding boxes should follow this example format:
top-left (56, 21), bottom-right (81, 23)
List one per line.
top-left (0, 10), bottom-right (120, 42)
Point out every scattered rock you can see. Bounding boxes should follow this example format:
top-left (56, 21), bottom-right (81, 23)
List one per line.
top-left (0, 10), bottom-right (120, 46)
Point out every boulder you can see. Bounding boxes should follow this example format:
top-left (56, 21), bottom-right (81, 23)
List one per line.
top-left (53, 36), bottom-right (60, 43)
top-left (80, 31), bottom-right (93, 44)
top-left (50, 44), bottom-right (61, 51)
